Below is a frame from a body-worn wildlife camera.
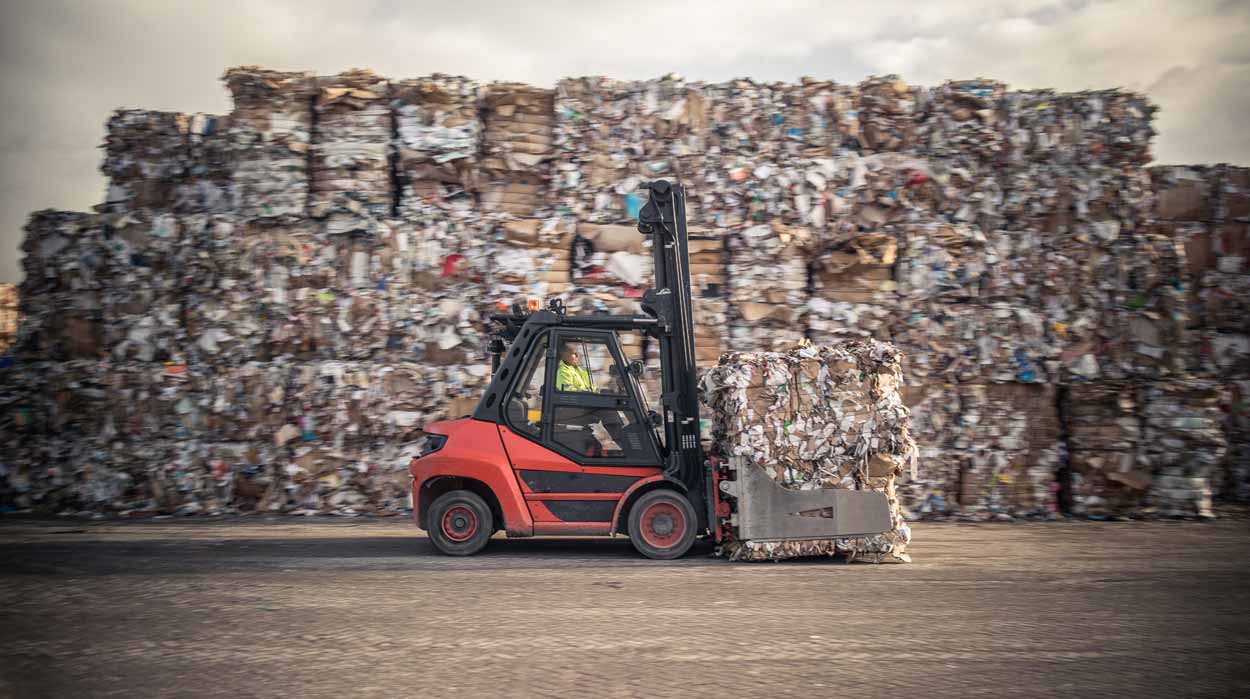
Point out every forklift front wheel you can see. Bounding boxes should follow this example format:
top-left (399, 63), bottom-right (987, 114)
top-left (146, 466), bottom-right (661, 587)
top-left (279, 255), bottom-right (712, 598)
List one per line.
top-left (628, 490), bottom-right (697, 560)
top-left (428, 490), bottom-right (493, 556)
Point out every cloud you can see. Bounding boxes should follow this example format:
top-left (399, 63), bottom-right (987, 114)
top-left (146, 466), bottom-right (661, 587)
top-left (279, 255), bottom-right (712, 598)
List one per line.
top-left (1, 0), bottom-right (1248, 283)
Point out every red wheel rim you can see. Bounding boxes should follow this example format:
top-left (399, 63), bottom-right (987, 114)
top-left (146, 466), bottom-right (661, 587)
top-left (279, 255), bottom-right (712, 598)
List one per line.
top-left (639, 501), bottom-right (686, 550)
top-left (441, 505), bottom-right (478, 542)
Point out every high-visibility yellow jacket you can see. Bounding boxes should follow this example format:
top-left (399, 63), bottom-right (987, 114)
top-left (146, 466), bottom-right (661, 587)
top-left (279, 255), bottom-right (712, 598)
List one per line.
top-left (556, 362), bottom-right (595, 392)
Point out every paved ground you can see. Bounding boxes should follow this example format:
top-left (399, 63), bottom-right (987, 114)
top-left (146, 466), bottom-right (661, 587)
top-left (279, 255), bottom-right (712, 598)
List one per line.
top-left (1, 518), bottom-right (1249, 698)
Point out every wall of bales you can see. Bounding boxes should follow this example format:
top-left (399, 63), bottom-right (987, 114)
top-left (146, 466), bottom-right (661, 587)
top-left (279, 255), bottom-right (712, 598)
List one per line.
top-left (2, 67), bottom-right (1247, 519)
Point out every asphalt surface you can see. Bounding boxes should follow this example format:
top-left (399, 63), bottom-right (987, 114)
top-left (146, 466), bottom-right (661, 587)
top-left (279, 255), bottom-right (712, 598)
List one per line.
top-left (1, 517), bottom-right (1249, 698)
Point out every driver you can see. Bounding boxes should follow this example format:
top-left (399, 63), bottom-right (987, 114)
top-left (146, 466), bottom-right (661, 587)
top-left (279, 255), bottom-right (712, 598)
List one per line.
top-left (554, 342), bottom-right (632, 457)
top-left (556, 343), bottom-right (596, 392)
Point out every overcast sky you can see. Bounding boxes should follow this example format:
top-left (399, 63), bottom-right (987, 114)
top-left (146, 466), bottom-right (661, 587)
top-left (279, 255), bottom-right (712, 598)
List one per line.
top-left (2, 0), bottom-right (1248, 283)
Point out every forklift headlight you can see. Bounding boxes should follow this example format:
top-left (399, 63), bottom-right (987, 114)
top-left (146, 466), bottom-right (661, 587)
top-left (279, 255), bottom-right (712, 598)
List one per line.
top-left (419, 434), bottom-right (448, 458)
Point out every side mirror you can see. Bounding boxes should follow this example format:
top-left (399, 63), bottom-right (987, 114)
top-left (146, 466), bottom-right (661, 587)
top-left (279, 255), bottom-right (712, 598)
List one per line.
top-left (648, 410), bottom-right (662, 427)
top-left (628, 360), bottom-right (645, 379)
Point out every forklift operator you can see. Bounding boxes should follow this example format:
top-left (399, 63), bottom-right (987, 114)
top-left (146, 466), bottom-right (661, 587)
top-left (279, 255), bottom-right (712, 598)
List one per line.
top-left (556, 344), bottom-right (596, 392)
top-left (554, 341), bottom-right (632, 457)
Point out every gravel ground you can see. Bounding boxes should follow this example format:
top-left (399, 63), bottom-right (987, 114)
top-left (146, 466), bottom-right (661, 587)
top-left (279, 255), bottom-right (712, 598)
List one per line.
top-left (1, 517), bottom-right (1249, 698)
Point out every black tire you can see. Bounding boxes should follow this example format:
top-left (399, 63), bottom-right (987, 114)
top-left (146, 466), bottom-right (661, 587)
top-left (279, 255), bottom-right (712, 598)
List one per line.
top-left (427, 490), bottom-right (493, 556)
top-left (628, 489), bottom-right (697, 560)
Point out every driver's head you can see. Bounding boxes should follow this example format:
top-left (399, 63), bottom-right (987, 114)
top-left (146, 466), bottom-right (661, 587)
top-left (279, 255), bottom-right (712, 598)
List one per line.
top-left (560, 344), bottom-right (580, 366)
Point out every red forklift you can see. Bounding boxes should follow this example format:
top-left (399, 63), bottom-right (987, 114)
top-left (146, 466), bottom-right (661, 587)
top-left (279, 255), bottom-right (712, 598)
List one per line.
top-left (409, 180), bottom-right (892, 559)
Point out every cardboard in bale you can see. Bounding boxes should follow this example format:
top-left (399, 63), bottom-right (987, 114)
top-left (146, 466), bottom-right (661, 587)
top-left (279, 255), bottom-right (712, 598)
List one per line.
top-left (701, 341), bottom-right (916, 561)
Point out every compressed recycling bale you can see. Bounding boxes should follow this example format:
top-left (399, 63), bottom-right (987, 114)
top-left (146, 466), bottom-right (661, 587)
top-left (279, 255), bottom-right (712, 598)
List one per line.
top-left (895, 382), bottom-right (961, 516)
top-left (686, 233), bottom-right (731, 368)
top-left (1076, 90), bottom-right (1157, 166)
top-left (701, 341), bottom-right (916, 561)
top-left (309, 69), bottom-right (392, 218)
top-left (1221, 379), bottom-right (1250, 501)
top-left (793, 78), bottom-right (861, 152)
top-left (1214, 165), bottom-right (1250, 221)
top-left (223, 66), bottom-right (315, 221)
top-left (727, 222), bottom-right (810, 353)
top-left (919, 79), bottom-right (1007, 162)
top-left (16, 211), bottom-right (108, 361)
top-left (889, 300), bottom-right (1052, 385)
top-left (1198, 269), bottom-right (1250, 334)
top-left (955, 383), bottom-right (1061, 517)
top-left (1140, 379), bottom-right (1227, 517)
top-left (1151, 165), bottom-right (1216, 221)
top-left (392, 74), bottom-right (481, 205)
top-left (182, 113), bottom-right (236, 214)
top-left (553, 75), bottom-right (705, 222)
top-left (0, 284), bottom-right (18, 352)
top-left (480, 83), bottom-right (555, 218)
top-left (1065, 381), bottom-right (1148, 517)
top-left (101, 110), bottom-right (190, 212)
top-left (101, 212), bottom-right (187, 363)
top-left (857, 75), bottom-right (920, 153)
top-left (811, 229), bottom-right (897, 304)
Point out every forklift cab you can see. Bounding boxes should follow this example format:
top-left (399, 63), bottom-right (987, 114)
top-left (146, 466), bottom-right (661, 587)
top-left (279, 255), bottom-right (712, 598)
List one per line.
top-left (504, 329), bottom-right (660, 464)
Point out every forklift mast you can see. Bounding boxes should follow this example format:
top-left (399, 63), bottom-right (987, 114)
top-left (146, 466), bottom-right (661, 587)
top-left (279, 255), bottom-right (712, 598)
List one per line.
top-left (636, 181), bottom-right (706, 496)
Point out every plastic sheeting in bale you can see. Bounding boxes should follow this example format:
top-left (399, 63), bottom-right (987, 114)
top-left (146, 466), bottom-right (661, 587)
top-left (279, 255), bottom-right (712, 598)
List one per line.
top-left (700, 341), bottom-right (917, 562)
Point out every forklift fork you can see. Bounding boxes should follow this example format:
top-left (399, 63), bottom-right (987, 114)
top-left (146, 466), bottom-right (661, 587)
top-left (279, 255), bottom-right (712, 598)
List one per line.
top-left (717, 457), bottom-right (894, 541)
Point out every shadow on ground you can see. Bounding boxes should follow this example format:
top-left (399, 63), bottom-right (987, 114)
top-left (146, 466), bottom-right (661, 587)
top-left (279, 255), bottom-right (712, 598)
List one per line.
top-left (0, 533), bottom-right (730, 576)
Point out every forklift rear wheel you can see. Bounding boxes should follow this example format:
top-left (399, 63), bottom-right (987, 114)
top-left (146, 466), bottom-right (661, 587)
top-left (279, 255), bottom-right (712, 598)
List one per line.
top-left (628, 490), bottom-right (696, 560)
top-left (428, 490), bottom-right (493, 556)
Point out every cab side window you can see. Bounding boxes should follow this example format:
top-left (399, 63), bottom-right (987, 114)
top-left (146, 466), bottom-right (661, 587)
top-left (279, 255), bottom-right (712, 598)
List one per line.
top-left (506, 335), bottom-right (547, 438)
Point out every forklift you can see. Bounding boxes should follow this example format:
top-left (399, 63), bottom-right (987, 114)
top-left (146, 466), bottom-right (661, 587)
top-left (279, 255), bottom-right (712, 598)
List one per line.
top-left (409, 180), bottom-right (893, 559)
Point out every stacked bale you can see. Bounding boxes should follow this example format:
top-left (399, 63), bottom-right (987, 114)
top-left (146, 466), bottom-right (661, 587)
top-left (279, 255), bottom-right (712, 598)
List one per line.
top-left (857, 75), bottom-right (921, 153)
top-left (1140, 379), bottom-right (1227, 517)
top-left (223, 67), bottom-right (315, 220)
top-left (553, 75), bottom-right (706, 222)
top-left (101, 110), bottom-right (189, 212)
top-left (1066, 381), bottom-right (1147, 516)
top-left (1150, 165), bottom-right (1249, 500)
top-left (16, 65), bottom-right (1250, 529)
top-left (954, 383), bottom-right (1062, 517)
top-left (183, 113), bottom-right (236, 213)
top-left (0, 284), bottom-right (18, 352)
top-left (489, 218), bottom-right (572, 311)
top-left (16, 211), bottom-right (106, 360)
top-left (896, 382), bottom-right (964, 517)
top-left (688, 232), bottom-right (730, 369)
top-left (727, 222), bottom-right (810, 353)
top-left (309, 69), bottom-right (392, 218)
top-left (480, 83), bottom-right (555, 218)
top-left (808, 229), bottom-right (898, 347)
top-left (391, 74), bottom-right (481, 210)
